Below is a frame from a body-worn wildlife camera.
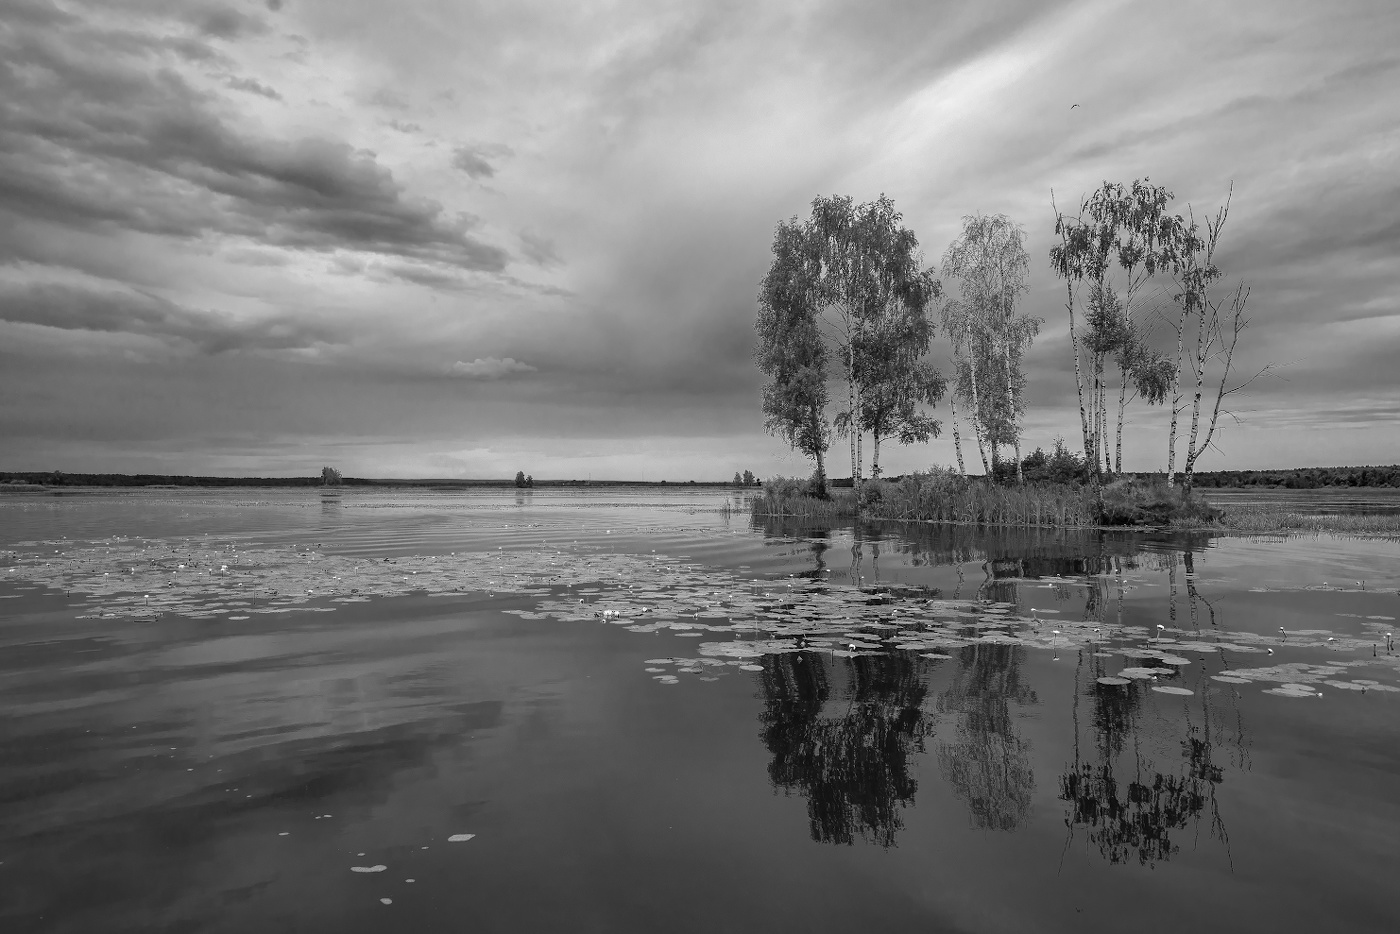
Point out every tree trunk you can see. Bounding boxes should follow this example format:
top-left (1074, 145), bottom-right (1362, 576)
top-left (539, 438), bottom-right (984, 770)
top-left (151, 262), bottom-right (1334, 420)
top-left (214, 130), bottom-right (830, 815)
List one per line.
top-left (1114, 366), bottom-right (1129, 474)
top-left (848, 340), bottom-right (858, 495)
top-left (968, 332), bottom-right (989, 475)
top-left (950, 394), bottom-right (967, 476)
top-left (1001, 291), bottom-right (1023, 483)
top-left (871, 432), bottom-right (881, 480)
top-left (1165, 305), bottom-right (1190, 484)
top-left (1101, 382), bottom-right (1112, 475)
top-left (1183, 313), bottom-right (1208, 493)
top-left (1066, 279), bottom-right (1091, 462)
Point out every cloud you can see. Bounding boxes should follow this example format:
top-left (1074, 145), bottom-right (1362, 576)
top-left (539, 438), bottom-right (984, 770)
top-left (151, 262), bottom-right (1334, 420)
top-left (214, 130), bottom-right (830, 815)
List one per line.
top-left (519, 231), bottom-right (561, 267)
top-left (0, 4), bottom-right (508, 273)
top-left (0, 280), bottom-right (337, 354)
top-left (193, 5), bottom-right (270, 40)
top-left (451, 147), bottom-right (496, 179)
top-left (226, 76), bottom-right (281, 99)
top-left (449, 357), bottom-right (537, 379)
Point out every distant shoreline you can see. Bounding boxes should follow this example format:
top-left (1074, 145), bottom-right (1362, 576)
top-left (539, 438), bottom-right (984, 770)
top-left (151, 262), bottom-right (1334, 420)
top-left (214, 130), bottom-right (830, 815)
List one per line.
top-left (0, 475), bottom-right (748, 491)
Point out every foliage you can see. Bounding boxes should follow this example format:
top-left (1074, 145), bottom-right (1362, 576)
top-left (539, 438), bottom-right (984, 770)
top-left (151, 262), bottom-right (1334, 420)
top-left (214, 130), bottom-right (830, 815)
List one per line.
top-left (941, 213), bottom-right (1038, 479)
top-left (514, 470), bottom-right (533, 489)
top-left (1050, 179), bottom-right (1193, 474)
top-left (757, 194), bottom-right (943, 499)
top-left (1097, 477), bottom-right (1221, 526)
top-left (321, 466), bottom-right (342, 486)
top-left (1187, 465), bottom-right (1400, 488)
top-left (757, 217), bottom-right (831, 489)
top-left (750, 476), bottom-right (854, 518)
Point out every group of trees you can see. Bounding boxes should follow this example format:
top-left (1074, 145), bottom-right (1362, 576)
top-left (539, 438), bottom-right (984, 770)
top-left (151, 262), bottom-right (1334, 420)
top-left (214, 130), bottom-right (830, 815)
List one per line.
top-left (732, 470), bottom-right (759, 486)
top-left (757, 195), bottom-right (1039, 496)
top-left (1051, 180), bottom-right (1264, 490)
top-left (757, 179), bottom-right (1266, 494)
top-left (514, 471), bottom-right (534, 488)
top-left (321, 466), bottom-right (342, 486)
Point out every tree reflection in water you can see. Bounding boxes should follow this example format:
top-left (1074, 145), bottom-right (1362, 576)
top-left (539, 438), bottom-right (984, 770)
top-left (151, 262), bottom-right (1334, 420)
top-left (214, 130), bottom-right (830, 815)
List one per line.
top-left (758, 651), bottom-right (932, 847)
top-left (1059, 545), bottom-right (1248, 867)
top-left (936, 643), bottom-right (1038, 831)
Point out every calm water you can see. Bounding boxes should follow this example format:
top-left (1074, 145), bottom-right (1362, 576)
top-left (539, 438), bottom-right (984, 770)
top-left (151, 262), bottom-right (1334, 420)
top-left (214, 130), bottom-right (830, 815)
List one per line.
top-left (2, 488), bottom-right (1399, 933)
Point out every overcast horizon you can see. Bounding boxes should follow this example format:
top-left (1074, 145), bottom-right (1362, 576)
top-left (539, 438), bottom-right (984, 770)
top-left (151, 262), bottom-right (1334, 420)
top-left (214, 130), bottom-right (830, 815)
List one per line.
top-left (2, 0), bottom-right (1397, 480)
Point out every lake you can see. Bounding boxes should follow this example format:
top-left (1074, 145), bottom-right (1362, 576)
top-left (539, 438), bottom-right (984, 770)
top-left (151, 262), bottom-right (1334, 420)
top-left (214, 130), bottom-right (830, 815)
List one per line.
top-left (2, 488), bottom-right (1399, 933)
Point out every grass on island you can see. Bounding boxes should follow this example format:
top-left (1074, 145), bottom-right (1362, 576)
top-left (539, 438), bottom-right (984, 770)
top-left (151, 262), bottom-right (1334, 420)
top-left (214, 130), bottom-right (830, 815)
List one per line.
top-left (752, 470), bottom-right (1400, 535)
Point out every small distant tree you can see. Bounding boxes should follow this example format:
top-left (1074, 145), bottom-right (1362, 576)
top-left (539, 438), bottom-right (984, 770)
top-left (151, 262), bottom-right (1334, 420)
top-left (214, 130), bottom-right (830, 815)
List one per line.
top-left (514, 470), bottom-right (527, 488)
top-left (734, 471), bottom-right (743, 487)
top-left (742, 469), bottom-right (755, 486)
top-left (321, 466), bottom-right (342, 486)
top-left (526, 474), bottom-right (534, 488)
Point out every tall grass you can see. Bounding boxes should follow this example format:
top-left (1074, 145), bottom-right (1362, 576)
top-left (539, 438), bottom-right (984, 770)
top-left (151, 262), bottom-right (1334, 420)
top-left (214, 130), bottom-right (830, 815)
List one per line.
top-left (864, 469), bottom-right (1100, 526)
top-left (753, 470), bottom-right (1229, 529)
top-left (1211, 504), bottom-right (1400, 536)
top-left (750, 477), bottom-right (857, 519)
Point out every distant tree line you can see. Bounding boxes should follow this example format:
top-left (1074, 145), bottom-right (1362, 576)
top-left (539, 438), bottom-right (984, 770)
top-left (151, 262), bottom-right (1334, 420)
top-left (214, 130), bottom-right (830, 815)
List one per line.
top-left (1185, 466), bottom-right (1400, 489)
top-left (0, 472), bottom-right (350, 488)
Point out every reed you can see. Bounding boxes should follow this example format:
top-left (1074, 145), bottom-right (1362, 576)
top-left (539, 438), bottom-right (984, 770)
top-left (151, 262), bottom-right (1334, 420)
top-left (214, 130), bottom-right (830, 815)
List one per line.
top-left (1211, 504), bottom-right (1400, 536)
top-left (752, 470), bottom-right (1242, 529)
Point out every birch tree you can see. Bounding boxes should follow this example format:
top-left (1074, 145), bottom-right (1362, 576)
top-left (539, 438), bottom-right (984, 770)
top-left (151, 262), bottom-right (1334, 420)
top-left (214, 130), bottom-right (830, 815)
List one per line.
top-left (1167, 188), bottom-right (1270, 491)
top-left (1052, 179), bottom-right (1189, 475)
top-left (810, 195), bottom-right (939, 495)
top-left (942, 214), bottom-right (1038, 481)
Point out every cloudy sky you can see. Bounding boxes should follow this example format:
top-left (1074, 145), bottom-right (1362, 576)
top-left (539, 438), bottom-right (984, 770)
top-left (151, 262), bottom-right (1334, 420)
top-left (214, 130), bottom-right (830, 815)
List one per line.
top-left (2, 0), bottom-right (1397, 479)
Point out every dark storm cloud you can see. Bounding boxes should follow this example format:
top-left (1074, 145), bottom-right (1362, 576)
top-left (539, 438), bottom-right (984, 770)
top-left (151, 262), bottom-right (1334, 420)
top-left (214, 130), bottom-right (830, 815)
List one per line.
top-left (0, 1), bottom-right (507, 272)
top-left (0, 281), bottom-right (337, 354)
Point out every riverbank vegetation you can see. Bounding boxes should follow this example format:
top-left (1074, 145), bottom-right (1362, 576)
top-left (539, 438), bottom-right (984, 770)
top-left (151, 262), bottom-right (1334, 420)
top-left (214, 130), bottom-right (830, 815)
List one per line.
top-left (752, 470), bottom-right (1219, 529)
top-left (752, 462), bottom-right (1400, 535)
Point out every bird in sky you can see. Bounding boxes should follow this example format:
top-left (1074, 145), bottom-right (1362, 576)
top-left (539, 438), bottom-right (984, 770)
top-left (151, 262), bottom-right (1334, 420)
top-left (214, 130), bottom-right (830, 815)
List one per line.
top-left (1070, 103), bottom-right (1080, 109)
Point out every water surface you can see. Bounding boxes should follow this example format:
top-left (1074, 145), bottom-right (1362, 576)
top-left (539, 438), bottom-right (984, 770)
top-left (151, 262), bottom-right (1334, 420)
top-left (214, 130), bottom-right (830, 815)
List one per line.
top-left (2, 488), bottom-right (1399, 933)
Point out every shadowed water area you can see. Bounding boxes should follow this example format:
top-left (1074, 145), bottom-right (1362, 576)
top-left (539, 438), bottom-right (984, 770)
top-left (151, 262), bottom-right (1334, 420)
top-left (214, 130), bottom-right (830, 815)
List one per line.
top-left (2, 488), bottom-right (1400, 933)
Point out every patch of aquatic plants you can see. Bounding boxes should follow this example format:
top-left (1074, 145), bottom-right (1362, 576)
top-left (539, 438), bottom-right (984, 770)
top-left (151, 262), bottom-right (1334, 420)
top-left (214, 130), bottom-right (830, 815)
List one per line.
top-left (6, 536), bottom-right (1400, 702)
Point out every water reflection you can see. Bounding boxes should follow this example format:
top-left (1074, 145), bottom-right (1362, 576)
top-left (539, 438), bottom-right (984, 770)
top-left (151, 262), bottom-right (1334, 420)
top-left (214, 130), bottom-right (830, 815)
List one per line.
top-left (1058, 543), bottom-right (1247, 866)
top-left (936, 643), bottom-right (1038, 831)
top-left (1060, 659), bottom-right (1246, 865)
top-left (758, 652), bottom-right (932, 847)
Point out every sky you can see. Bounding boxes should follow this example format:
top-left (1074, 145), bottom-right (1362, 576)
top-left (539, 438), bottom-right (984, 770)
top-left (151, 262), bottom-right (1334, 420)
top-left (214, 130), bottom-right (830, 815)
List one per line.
top-left (1, 0), bottom-right (1397, 479)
